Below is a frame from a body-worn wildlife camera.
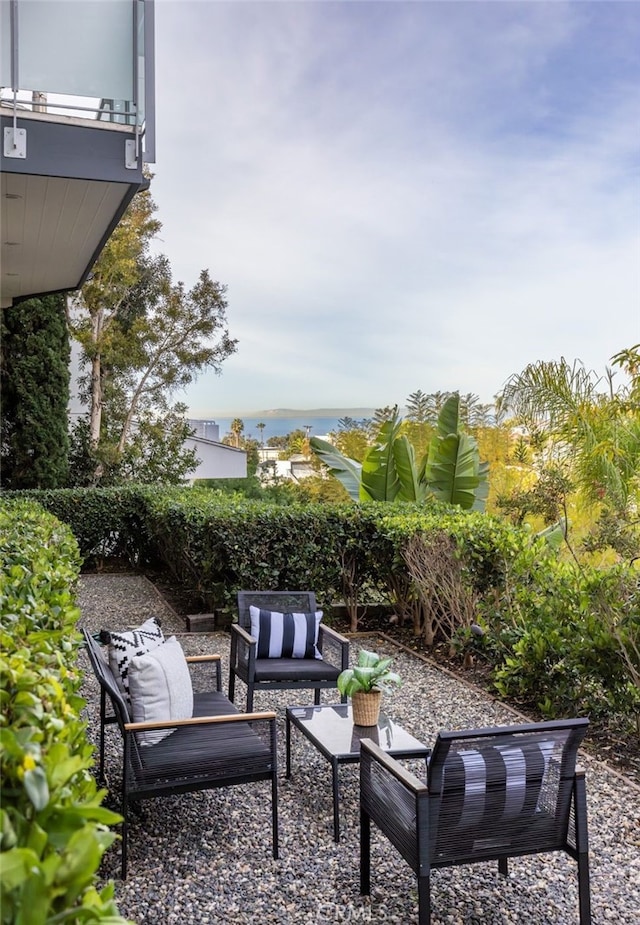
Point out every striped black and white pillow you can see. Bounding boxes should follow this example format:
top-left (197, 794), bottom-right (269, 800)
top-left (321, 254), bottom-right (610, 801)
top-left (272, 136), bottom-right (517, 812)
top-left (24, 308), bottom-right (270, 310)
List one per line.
top-left (249, 606), bottom-right (323, 659)
top-left (441, 739), bottom-right (556, 831)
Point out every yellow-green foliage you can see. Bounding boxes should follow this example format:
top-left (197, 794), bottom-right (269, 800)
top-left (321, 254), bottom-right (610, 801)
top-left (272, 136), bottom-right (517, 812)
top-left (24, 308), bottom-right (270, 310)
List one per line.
top-left (0, 501), bottom-right (130, 925)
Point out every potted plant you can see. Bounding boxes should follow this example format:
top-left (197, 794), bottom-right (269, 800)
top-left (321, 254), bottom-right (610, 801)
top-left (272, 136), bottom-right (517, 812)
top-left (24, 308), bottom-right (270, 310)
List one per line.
top-left (337, 648), bottom-right (402, 726)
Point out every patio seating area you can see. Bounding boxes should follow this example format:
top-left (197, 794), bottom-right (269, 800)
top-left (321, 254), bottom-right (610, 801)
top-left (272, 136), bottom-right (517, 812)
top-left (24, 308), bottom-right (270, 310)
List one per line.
top-left (78, 574), bottom-right (640, 925)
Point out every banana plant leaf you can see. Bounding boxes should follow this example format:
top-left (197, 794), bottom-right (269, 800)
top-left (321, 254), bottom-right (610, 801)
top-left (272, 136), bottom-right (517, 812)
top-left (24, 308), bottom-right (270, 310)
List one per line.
top-left (437, 392), bottom-right (461, 437)
top-left (309, 436), bottom-right (362, 500)
top-left (423, 394), bottom-right (490, 511)
top-left (360, 414), bottom-right (403, 501)
top-left (425, 431), bottom-right (487, 511)
top-left (471, 460), bottom-right (490, 512)
top-left (393, 435), bottom-right (429, 502)
top-left (310, 393), bottom-right (490, 510)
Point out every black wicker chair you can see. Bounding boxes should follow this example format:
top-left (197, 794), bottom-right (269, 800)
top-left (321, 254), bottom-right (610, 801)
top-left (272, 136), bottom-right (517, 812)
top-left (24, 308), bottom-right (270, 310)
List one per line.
top-left (360, 718), bottom-right (591, 924)
top-left (228, 590), bottom-right (350, 711)
top-left (83, 629), bottom-right (279, 878)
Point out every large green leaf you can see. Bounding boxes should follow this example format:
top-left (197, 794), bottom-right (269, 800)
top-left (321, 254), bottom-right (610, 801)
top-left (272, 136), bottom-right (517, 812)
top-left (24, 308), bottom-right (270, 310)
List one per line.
top-left (471, 460), bottom-right (490, 512)
top-left (360, 414), bottom-right (403, 501)
top-left (309, 436), bottom-right (362, 500)
top-left (423, 393), bottom-right (490, 511)
top-left (393, 436), bottom-right (428, 502)
top-left (311, 395), bottom-right (489, 509)
top-left (425, 432), bottom-right (482, 510)
top-left (437, 393), bottom-right (461, 438)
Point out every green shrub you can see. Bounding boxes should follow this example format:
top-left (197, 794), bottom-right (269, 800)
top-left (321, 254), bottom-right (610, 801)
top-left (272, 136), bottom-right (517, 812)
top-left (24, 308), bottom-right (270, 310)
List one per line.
top-left (1, 486), bottom-right (150, 563)
top-left (485, 549), bottom-right (640, 724)
top-left (0, 501), bottom-right (130, 925)
top-left (5, 485), bottom-right (638, 731)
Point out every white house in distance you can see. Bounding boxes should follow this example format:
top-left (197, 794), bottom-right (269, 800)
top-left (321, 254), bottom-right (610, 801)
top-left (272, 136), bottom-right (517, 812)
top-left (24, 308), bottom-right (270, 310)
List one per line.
top-left (183, 435), bottom-right (246, 481)
top-left (67, 363), bottom-right (247, 482)
top-left (185, 419), bottom-right (246, 480)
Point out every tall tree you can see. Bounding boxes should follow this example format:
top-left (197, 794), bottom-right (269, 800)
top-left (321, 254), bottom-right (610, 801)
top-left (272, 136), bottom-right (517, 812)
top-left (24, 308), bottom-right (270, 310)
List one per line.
top-left (458, 392), bottom-right (481, 427)
top-left (330, 417), bottom-right (371, 462)
top-left (1, 295), bottom-right (70, 488)
top-left (405, 389), bottom-right (430, 423)
top-left (499, 351), bottom-right (640, 512)
top-left (229, 418), bottom-right (244, 448)
top-left (69, 185), bottom-right (160, 453)
top-left (110, 261), bottom-right (236, 457)
top-left (68, 184), bottom-right (237, 481)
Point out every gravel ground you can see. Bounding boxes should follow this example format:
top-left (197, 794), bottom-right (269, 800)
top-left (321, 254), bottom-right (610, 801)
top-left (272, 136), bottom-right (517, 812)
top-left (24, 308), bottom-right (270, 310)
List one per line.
top-left (78, 574), bottom-right (640, 925)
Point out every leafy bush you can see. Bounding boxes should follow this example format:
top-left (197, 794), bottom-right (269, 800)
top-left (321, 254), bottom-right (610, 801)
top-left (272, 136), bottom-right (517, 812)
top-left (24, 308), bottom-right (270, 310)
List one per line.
top-left (6, 485), bottom-right (639, 731)
top-left (1, 486), bottom-right (150, 563)
top-left (484, 548), bottom-right (639, 725)
top-left (141, 489), bottom-right (359, 610)
top-left (0, 501), bottom-right (129, 925)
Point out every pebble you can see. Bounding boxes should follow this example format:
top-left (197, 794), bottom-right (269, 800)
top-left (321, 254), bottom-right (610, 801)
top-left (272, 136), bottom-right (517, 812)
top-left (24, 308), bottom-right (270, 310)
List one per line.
top-left (78, 574), bottom-right (640, 924)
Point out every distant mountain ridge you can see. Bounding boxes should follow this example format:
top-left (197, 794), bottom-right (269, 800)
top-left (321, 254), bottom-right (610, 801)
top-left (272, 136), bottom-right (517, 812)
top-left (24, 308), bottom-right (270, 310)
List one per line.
top-left (209, 408), bottom-right (380, 418)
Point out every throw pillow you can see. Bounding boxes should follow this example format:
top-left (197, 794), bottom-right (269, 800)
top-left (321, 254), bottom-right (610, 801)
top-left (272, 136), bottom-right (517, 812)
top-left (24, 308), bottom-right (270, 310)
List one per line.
top-left (102, 616), bottom-right (165, 704)
top-left (249, 605), bottom-right (323, 659)
top-left (128, 636), bottom-right (194, 746)
top-left (441, 739), bottom-right (554, 831)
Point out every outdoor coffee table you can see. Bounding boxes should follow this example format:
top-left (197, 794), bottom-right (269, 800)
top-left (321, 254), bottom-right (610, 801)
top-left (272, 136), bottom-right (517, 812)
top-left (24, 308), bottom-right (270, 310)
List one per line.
top-left (285, 703), bottom-right (430, 841)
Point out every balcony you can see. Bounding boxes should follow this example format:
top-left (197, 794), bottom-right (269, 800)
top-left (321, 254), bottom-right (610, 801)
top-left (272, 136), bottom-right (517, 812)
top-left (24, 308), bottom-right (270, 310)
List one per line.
top-left (0, 0), bottom-right (155, 309)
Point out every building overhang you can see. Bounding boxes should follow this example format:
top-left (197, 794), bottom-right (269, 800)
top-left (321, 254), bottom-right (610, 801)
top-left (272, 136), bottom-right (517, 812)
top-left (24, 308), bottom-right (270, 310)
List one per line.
top-left (1, 109), bottom-right (147, 308)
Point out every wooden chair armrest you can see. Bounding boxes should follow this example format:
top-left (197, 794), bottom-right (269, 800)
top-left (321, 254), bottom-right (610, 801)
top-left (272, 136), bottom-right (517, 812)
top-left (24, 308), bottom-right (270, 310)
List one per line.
top-left (184, 653), bottom-right (222, 691)
top-left (125, 710), bottom-right (276, 732)
top-left (319, 624), bottom-right (350, 646)
top-left (185, 654), bottom-right (221, 663)
top-left (361, 738), bottom-right (428, 793)
top-left (230, 623), bottom-right (256, 646)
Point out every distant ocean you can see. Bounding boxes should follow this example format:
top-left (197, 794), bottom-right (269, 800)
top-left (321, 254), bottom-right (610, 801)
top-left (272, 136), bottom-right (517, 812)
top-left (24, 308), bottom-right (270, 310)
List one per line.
top-left (213, 416), bottom-right (350, 440)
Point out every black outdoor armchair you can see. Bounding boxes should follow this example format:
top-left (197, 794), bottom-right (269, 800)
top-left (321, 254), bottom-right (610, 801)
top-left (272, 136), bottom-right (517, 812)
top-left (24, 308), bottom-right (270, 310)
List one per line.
top-left (83, 628), bottom-right (279, 878)
top-left (360, 718), bottom-right (591, 924)
top-left (228, 590), bottom-right (350, 711)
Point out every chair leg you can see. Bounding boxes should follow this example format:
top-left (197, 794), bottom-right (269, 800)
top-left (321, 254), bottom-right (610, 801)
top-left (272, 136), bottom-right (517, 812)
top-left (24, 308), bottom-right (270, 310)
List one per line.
top-left (246, 683), bottom-right (254, 713)
top-left (121, 793), bottom-right (129, 880)
top-left (573, 770), bottom-right (591, 924)
top-left (498, 857), bottom-right (508, 876)
top-left (578, 854), bottom-right (591, 925)
top-left (98, 688), bottom-right (106, 783)
top-left (577, 853), bottom-right (591, 924)
top-left (271, 772), bottom-right (279, 860)
top-left (228, 670), bottom-right (236, 703)
top-left (360, 808), bottom-right (371, 895)
top-left (417, 875), bottom-right (431, 925)
top-left (314, 687), bottom-right (321, 706)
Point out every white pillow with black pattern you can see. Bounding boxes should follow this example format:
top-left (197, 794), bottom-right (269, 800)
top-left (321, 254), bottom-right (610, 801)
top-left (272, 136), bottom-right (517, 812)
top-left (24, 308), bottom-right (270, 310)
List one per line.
top-left (128, 636), bottom-right (194, 746)
top-left (249, 605), bottom-right (323, 659)
top-left (103, 616), bottom-right (165, 703)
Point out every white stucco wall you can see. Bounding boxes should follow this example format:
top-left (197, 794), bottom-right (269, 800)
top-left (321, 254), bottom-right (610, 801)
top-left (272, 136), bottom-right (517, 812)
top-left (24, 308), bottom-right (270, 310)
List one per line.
top-left (185, 437), bottom-right (247, 480)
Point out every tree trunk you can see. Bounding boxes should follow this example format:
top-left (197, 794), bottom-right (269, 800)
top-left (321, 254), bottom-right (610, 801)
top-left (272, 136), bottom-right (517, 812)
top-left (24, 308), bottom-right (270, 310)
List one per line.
top-left (88, 309), bottom-right (104, 482)
top-left (116, 364), bottom-right (155, 456)
top-left (89, 351), bottom-right (102, 449)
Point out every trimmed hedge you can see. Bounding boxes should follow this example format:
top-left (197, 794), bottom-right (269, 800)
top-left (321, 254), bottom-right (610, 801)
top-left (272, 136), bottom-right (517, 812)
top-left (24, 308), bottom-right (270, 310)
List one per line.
top-left (139, 490), bottom-right (522, 612)
top-left (0, 487), bottom-right (150, 563)
top-left (0, 501), bottom-right (130, 925)
top-left (7, 485), bottom-right (639, 729)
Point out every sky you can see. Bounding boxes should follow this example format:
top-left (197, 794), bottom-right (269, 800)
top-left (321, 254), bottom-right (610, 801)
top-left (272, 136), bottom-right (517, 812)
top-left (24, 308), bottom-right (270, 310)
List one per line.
top-left (149, 0), bottom-right (640, 417)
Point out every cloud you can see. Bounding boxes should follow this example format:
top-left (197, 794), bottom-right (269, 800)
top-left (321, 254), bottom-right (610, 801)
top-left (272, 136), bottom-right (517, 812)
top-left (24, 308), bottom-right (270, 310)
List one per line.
top-left (150, 0), bottom-right (640, 414)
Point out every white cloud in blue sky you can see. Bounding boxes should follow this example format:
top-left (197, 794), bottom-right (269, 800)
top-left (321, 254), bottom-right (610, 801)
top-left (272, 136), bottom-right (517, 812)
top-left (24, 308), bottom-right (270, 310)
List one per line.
top-left (150, 0), bottom-right (639, 415)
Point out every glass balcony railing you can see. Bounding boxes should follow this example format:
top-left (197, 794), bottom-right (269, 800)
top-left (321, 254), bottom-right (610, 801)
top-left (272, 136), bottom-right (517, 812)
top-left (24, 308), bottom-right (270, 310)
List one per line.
top-left (0, 0), bottom-right (155, 162)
